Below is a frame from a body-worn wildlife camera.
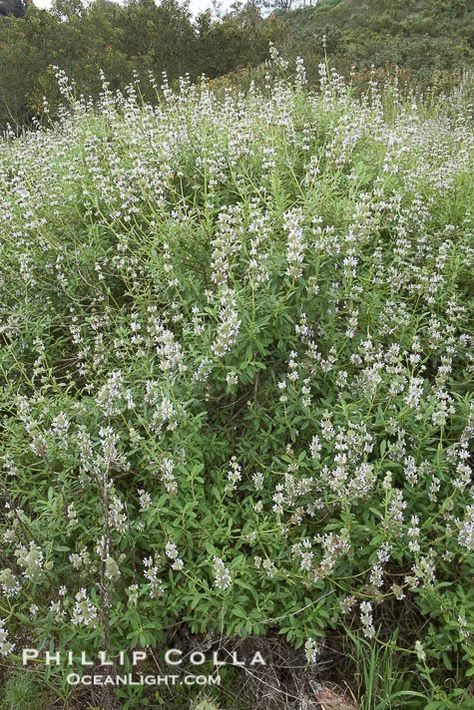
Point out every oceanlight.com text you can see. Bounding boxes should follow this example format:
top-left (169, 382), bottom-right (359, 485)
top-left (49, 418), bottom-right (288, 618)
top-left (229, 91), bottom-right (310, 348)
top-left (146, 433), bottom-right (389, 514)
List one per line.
top-left (66, 673), bottom-right (221, 687)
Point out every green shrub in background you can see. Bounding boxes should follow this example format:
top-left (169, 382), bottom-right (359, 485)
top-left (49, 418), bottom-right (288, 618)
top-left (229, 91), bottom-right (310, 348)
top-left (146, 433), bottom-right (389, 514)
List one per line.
top-left (0, 54), bottom-right (473, 707)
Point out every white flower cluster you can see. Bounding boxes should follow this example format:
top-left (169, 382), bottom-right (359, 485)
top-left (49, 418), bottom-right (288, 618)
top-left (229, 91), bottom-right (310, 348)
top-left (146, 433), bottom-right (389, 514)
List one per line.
top-left (71, 588), bottom-right (98, 627)
top-left (96, 370), bottom-right (134, 417)
top-left (143, 556), bottom-right (164, 599)
top-left (0, 620), bottom-right (14, 656)
top-left (283, 208), bottom-right (305, 279)
top-left (165, 542), bottom-right (184, 571)
top-left (225, 456), bottom-right (242, 494)
top-left (458, 505), bottom-right (474, 551)
top-left (0, 568), bottom-right (20, 597)
top-left (213, 556), bottom-right (232, 591)
top-left (360, 601), bottom-right (375, 640)
top-left (304, 637), bottom-right (319, 664)
top-left (14, 541), bottom-right (45, 582)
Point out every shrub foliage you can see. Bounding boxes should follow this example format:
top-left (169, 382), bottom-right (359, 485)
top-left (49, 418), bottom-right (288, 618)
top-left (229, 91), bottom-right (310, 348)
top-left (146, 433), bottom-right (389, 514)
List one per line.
top-left (0, 57), bottom-right (473, 704)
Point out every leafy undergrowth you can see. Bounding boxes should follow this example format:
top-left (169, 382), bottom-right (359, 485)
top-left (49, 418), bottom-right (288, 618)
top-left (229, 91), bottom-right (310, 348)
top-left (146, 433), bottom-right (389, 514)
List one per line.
top-left (0, 57), bottom-right (473, 708)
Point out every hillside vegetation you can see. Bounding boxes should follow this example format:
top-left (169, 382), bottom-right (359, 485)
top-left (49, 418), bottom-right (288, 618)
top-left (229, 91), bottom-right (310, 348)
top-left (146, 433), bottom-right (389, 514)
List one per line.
top-left (0, 58), bottom-right (473, 708)
top-left (0, 0), bottom-right (473, 130)
top-left (283, 0), bottom-right (473, 81)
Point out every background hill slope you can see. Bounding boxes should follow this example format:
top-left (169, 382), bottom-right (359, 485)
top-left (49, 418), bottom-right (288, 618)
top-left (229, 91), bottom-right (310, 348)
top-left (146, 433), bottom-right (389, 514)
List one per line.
top-left (281, 0), bottom-right (474, 80)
